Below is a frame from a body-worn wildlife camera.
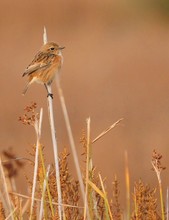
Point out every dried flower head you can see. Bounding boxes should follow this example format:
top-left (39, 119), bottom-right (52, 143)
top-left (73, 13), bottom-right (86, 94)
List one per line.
top-left (151, 150), bottom-right (166, 184)
top-left (151, 150), bottom-right (166, 173)
top-left (18, 102), bottom-right (38, 126)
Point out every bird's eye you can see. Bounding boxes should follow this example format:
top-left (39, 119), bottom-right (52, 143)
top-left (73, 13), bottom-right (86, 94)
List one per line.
top-left (50, 47), bottom-right (55, 51)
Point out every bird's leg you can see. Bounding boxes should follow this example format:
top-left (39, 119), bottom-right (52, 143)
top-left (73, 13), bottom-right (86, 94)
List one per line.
top-left (44, 83), bottom-right (53, 99)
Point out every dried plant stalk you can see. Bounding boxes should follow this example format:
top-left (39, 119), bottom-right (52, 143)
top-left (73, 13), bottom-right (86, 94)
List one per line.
top-left (151, 150), bottom-right (166, 220)
top-left (29, 108), bottom-right (43, 219)
top-left (56, 76), bottom-right (86, 208)
top-left (43, 27), bottom-right (62, 220)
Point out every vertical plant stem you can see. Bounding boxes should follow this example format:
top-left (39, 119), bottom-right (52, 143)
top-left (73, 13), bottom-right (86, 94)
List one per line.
top-left (56, 77), bottom-right (85, 204)
top-left (47, 85), bottom-right (62, 219)
top-left (159, 181), bottom-right (165, 220)
top-left (43, 27), bottom-right (62, 220)
top-left (84, 118), bottom-right (91, 220)
top-left (30, 108), bottom-right (43, 220)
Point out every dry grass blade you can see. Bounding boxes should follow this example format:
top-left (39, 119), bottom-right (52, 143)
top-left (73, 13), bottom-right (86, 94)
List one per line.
top-left (99, 174), bottom-right (113, 220)
top-left (88, 177), bottom-right (113, 220)
top-left (88, 179), bottom-right (105, 199)
top-left (92, 118), bottom-right (123, 144)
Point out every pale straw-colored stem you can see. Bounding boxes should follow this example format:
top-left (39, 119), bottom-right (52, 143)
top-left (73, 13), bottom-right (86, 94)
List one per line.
top-left (151, 161), bottom-right (165, 220)
top-left (30, 108), bottom-right (43, 219)
top-left (56, 77), bottom-right (86, 206)
top-left (83, 118), bottom-right (91, 220)
top-left (43, 27), bottom-right (62, 220)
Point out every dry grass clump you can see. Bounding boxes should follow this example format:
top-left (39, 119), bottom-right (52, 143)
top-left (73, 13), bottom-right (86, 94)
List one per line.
top-left (132, 180), bottom-right (160, 220)
top-left (48, 149), bottom-right (82, 219)
top-left (0, 103), bottom-right (167, 220)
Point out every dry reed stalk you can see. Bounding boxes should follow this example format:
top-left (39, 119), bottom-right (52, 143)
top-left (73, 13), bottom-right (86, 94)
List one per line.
top-left (151, 150), bottom-right (166, 220)
top-left (30, 108), bottom-right (43, 219)
top-left (43, 27), bottom-right (62, 220)
top-left (55, 76), bottom-right (86, 208)
top-left (84, 118), bottom-right (91, 220)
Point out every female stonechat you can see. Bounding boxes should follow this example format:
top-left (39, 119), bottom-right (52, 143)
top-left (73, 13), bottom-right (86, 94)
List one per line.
top-left (22, 42), bottom-right (65, 98)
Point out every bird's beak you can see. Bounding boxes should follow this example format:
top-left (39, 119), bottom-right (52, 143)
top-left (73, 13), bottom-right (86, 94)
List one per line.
top-left (59, 46), bottom-right (65, 50)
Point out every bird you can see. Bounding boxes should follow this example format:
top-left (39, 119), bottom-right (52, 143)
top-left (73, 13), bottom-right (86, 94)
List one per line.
top-left (22, 42), bottom-right (65, 99)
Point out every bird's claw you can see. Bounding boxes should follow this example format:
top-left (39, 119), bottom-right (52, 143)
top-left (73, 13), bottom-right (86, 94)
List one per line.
top-left (47, 93), bottom-right (53, 99)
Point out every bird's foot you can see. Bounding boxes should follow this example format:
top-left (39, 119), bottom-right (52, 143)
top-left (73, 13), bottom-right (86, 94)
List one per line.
top-left (47, 93), bottom-right (53, 99)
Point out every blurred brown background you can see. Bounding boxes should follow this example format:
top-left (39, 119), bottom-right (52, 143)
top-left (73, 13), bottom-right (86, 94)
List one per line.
top-left (1, 0), bottom-right (169, 206)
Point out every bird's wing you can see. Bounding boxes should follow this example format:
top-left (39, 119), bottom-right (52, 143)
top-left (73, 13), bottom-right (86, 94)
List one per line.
top-left (22, 52), bottom-right (53, 77)
top-left (22, 63), bottom-right (48, 77)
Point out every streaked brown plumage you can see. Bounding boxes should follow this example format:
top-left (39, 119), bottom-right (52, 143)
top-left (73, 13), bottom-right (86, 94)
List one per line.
top-left (22, 42), bottom-right (64, 98)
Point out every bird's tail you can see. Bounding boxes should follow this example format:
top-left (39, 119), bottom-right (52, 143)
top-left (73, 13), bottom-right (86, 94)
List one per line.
top-left (22, 83), bottom-right (29, 96)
